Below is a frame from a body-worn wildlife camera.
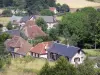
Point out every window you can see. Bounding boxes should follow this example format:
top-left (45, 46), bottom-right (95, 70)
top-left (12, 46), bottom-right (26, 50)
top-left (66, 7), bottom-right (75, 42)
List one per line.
top-left (74, 57), bottom-right (80, 62)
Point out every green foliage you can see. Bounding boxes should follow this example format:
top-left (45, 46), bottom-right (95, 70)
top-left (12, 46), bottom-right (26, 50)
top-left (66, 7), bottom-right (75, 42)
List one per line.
top-left (39, 56), bottom-right (77, 75)
top-left (36, 18), bottom-right (47, 33)
top-left (6, 22), bottom-right (13, 30)
top-left (2, 9), bottom-right (13, 17)
top-left (40, 9), bottom-right (54, 16)
top-left (56, 4), bottom-right (70, 13)
top-left (48, 28), bottom-right (59, 41)
top-left (25, 0), bottom-right (56, 14)
top-left (77, 58), bottom-right (96, 75)
top-left (0, 33), bottom-right (11, 42)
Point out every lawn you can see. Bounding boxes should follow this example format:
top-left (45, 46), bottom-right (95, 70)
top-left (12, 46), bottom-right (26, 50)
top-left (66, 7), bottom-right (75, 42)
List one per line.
top-left (56, 0), bottom-right (100, 8)
top-left (0, 58), bottom-right (55, 75)
top-left (0, 17), bottom-right (10, 26)
top-left (83, 49), bottom-right (100, 56)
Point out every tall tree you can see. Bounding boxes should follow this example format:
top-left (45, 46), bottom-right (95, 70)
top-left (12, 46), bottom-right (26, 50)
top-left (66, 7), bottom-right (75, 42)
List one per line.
top-left (36, 18), bottom-right (47, 33)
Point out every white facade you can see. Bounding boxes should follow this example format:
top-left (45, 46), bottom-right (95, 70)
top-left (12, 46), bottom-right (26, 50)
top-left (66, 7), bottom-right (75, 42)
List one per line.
top-left (40, 54), bottom-right (47, 59)
top-left (70, 51), bottom-right (85, 65)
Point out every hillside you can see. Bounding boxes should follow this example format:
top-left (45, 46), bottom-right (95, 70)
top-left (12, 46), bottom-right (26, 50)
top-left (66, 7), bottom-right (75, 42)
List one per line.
top-left (56, 0), bottom-right (100, 8)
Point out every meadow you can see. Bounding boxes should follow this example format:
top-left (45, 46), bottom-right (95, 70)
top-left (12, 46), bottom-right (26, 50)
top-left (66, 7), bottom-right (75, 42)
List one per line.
top-left (0, 57), bottom-right (54, 75)
top-left (0, 17), bottom-right (10, 26)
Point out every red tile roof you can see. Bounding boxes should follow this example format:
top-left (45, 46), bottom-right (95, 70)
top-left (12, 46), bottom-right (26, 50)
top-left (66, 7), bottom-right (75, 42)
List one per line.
top-left (30, 42), bottom-right (52, 54)
top-left (24, 25), bottom-right (46, 39)
top-left (49, 7), bottom-right (56, 12)
top-left (25, 20), bottom-right (36, 27)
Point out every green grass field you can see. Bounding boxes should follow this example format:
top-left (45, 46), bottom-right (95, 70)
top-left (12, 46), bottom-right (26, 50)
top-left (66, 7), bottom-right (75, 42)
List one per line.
top-left (0, 58), bottom-right (54, 75)
top-left (0, 17), bottom-right (10, 26)
top-left (83, 49), bottom-right (100, 56)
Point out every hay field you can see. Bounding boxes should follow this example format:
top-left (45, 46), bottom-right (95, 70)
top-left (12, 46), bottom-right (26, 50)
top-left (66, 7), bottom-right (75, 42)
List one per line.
top-left (0, 17), bottom-right (10, 26)
top-left (56, 0), bottom-right (100, 8)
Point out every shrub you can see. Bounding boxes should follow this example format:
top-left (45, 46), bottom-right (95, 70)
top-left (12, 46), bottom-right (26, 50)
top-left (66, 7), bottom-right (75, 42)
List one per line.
top-left (6, 22), bottom-right (13, 30)
top-left (2, 9), bottom-right (13, 17)
top-left (40, 9), bottom-right (54, 16)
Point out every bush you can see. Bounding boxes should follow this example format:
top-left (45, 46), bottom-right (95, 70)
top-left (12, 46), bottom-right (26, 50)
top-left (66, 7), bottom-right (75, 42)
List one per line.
top-left (84, 43), bottom-right (93, 49)
top-left (2, 9), bottom-right (13, 17)
top-left (6, 22), bottom-right (13, 30)
top-left (40, 9), bottom-right (54, 16)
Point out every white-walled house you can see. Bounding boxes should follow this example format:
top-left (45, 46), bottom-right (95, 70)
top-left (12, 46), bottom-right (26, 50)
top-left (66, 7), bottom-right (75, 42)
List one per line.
top-left (47, 42), bottom-right (86, 65)
top-left (29, 42), bottom-right (52, 59)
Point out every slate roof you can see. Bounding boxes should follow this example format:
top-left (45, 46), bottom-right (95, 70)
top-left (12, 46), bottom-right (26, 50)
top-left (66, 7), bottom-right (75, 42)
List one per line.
top-left (6, 29), bottom-right (20, 36)
top-left (48, 42), bottom-right (81, 58)
top-left (30, 42), bottom-right (52, 54)
top-left (5, 36), bottom-right (32, 55)
top-left (0, 29), bottom-right (20, 36)
top-left (35, 16), bottom-right (56, 23)
top-left (10, 15), bottom-right (22, 22)
top-left (20, 16), bottom-right (33, 23)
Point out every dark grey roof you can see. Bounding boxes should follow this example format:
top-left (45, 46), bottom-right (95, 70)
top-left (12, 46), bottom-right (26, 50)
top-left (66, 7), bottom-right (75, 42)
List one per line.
top-left (48, 43), bottom-right (81, 58)
top-left (10, 15), bottom-right (22, 22)
top-left (5, 29), bottom-right (20, 36)
top-left (35, 16), bottom-right (55, 23)
top-left (20, 16), bottom-right (32, 23)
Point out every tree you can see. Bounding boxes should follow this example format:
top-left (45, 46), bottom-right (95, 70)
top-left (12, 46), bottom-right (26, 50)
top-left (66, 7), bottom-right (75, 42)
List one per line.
top-left (6, 22), bottom-right (13, 30)
top-left (36, 18), bottom-right (47, 33)
top-left (61, 4), bottom-right (70, 12)
top-left (40, 9), bottom-right (54, 16)
top-left (77, 58), bottom-right (96, 75)
top-left (48, 28), bottom-right (59, 41)
top-left (2, 9), bottom-right (13, 17)
top-left (39, 61), bottom-right (51, 75)
top-left (39, 56), bottom-right (77, 75)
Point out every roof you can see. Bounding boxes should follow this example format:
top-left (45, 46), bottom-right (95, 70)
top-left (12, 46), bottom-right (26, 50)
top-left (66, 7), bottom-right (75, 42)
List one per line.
top-left (49, 7), bottom-right (56, 12)
top-left (10, 15), bottom-right (22, 22)
top-left (20, 16), bottom-right (33, 23)
top-left (5, 36), bottom-right (32, 55)
top-left (24, 20), bottom-right (36, 27)
top-left (0, 29), bottom-right (20, 36)
top-left (30, 42), bottom-right (52, 54)
top-left (35, 16), bottom-right (56, 23)
top-left (56, 0), bottom-right (100, 8)
top-left (23, 25), bottom-right (46, 39)
top-left (48, 42), bottom-right (81, 58)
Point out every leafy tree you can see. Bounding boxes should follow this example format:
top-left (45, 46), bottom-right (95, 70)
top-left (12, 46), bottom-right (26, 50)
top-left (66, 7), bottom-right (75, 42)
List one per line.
top-left (39, 61), bottom-right (51, 75)
top-left (2, 9), bottom-right (13, 17)
top-left (48, 28), bottom-right (59, 41)
top-left (3, 0), bottom-right (13, 7)
top-left (40, 9), bottom-right (54, 16)
top-left (61, 4), bottom-right (70, 12)
top-left (0, 0), bottom-right (3, 7)
top-left (36, 18), bottom-right (47, 33)
top-left (6, 22), bottom-right (13, 30)
top-left (77, 58), bottom-right (96, 75)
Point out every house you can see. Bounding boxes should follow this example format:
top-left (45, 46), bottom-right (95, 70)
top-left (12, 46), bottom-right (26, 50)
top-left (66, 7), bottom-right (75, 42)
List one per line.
top-left (35, 15), bottom-right (57, 29)
top-left (10, 15), bottom-right (22, 25)
top-left (29, 42), bottom-right (52, 58)
top-left (48, 42), bottom-right (85, 65)
top-left (5, 36), bottom-right (32, 58)
top-left (49, 7), bottom-right (57, 14)
top-left (2, 27), bottom-right (8, 32)
top-left (20, 16), bottom-right (34, 27)
top-left (22, 22), bottom-right (46, 39)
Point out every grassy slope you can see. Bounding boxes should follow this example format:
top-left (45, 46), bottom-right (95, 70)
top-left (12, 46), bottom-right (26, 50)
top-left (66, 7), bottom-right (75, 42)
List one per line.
top-left (83, 49), bottom-right (100, 56)
top-left (0, 17), bottom-right (10, 26)
top-left (0, 58), bottom-right (54, 75)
